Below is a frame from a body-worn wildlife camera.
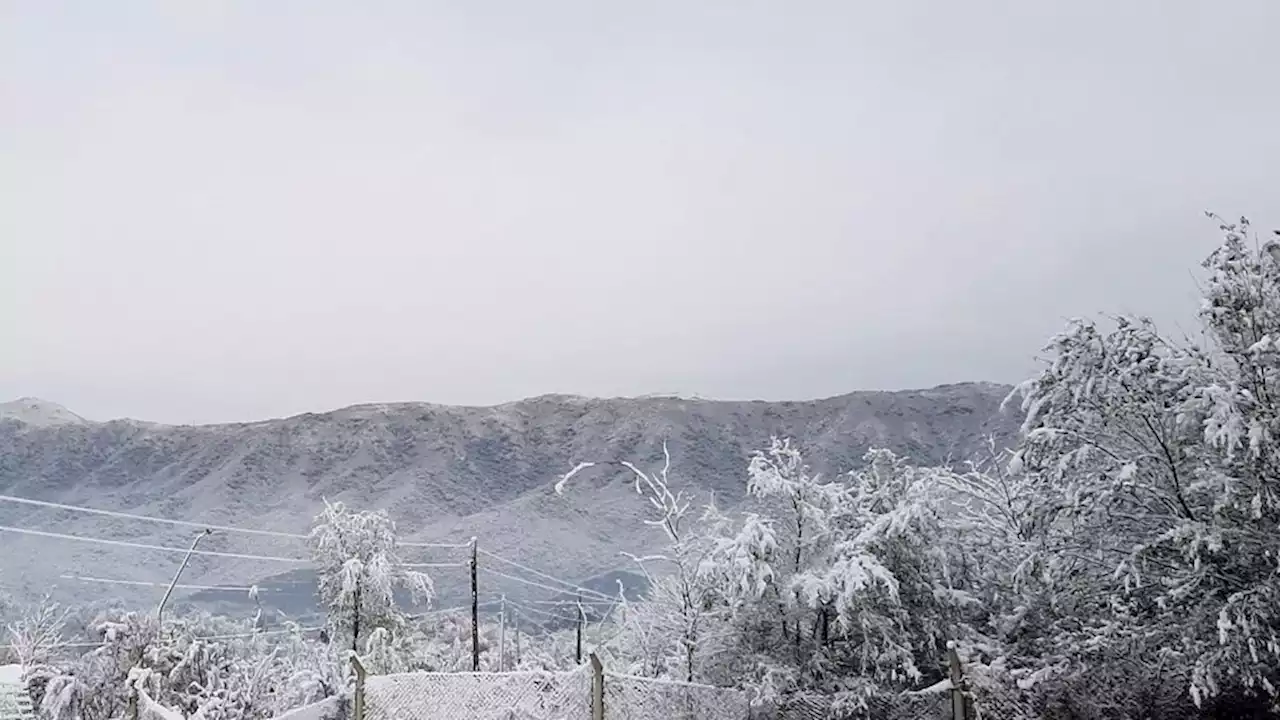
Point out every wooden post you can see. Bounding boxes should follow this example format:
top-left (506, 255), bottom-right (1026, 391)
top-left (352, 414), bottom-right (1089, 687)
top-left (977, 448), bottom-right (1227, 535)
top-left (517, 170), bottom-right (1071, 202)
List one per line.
top-left (514, 611), bottom-right (521, 666)
top-left (470, 537), bottom-right (480, 672)
top-left (575, 594), bottom-right (584, 664)
top-left (589, 652), bottom-right (604, 720)
top-left (499, 594), bottom-right (507, 671)
top-left (947, 644), bottom-right (967, 720)
top-left (350, 654), bottom-right (368, 720)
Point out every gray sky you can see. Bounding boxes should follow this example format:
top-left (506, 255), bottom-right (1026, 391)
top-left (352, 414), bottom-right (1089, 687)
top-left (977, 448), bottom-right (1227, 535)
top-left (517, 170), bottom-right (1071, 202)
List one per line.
top-left (3, 1), bottom-right (1277, 425)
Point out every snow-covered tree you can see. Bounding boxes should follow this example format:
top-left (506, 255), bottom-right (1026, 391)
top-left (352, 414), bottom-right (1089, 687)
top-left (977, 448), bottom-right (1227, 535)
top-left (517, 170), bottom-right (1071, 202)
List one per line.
top-left (557, 442), bottom-right (731, 683)
top-left (308, 499), bottom-right (435, 655)
top-left (707, 441), bottom-right (983, 706)
top-left (1007, 214), bottom-right (1280, 712)
top-left (4, 592), bottom-right (70, 669)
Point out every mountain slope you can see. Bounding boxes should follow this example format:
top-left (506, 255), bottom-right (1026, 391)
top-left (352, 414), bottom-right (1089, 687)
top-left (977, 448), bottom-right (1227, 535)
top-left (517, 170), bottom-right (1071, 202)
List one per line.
top-left (0, 398), bottom-right (87, 427)
top-left (0, 383), bottom-right (1019, 615)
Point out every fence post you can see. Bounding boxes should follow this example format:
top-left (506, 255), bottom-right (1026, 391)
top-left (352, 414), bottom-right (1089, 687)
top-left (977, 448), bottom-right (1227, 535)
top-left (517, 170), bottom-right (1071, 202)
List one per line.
top-left (589, 652), bottom-right (604, 720)
top-left (576, 594), bottom-right (584, 664)
top-left (499, 594), bottom-right (507, 671)
top-left (470, 537), bottom-right (480, 672)
top-left (947, 644), bottom-right (967, 720)
top-left (350, 654), bottom-right (368, 720)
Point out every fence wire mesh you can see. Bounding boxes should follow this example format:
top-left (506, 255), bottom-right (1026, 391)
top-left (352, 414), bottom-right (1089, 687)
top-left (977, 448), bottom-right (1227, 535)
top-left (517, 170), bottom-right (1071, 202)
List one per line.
top-left (752, 678), bottom-right (1043, 720)
top-left (364, 666), bottom-right (593, 720)
top-left (0, 680), bottom-right (34, 720)
top-left (602, 671), bottom-right (749, 720)
top-left (752, 691), bottom-right (951, 720)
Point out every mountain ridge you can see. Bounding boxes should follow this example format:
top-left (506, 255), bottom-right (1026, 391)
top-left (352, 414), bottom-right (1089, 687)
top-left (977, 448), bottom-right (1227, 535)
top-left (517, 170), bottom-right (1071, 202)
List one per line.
top-left (1, 380), bottom-right (1013, 428)
top-left (0, 382), bottom-right (1022, 616)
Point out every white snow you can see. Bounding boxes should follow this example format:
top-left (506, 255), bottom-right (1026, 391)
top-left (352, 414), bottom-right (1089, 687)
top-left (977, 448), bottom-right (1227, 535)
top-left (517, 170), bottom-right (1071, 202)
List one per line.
top-left (0, 397), bottom-right (87, 426)
top-left (907, 678), bottom-right (954, 695)
top-left (0, 664), bottom-right (21, 685)
top-left (269, 696), bottom-right (341, 720)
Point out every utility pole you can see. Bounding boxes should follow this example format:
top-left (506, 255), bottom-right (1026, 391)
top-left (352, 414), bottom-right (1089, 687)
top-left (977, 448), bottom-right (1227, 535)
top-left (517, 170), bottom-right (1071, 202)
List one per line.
top-left (575, 594), bottom-right (584, 664)
top-left (499, 595), bottom-right (507, 671)
top-left (157, 529), bottom-right (212, 625)
top-left (470, 537), bottom-right (480, 672)
top-left (514, 612), bottom-right (521, 666)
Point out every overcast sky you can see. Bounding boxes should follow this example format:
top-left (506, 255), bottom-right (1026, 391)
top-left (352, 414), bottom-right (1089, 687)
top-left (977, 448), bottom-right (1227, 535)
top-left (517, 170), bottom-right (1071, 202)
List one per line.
top-left (3, 1), bottom-right (1277, 425)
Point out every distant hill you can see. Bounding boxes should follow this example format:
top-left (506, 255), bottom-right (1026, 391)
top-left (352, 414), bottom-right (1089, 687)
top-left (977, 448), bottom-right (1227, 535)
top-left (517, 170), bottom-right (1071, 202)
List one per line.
top-left (0, 383), bottom-right (1019, 619)
top-left (0, 398), bottom-right (87, 427)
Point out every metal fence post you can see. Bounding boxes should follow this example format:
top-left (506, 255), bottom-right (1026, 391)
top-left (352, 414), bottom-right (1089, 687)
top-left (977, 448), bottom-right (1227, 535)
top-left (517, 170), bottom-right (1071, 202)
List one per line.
top-left (350, 654), bottom-right (368, 720)
top-left (948, 644), bottom-right (968, 720)
top-left (589, 652), bottom-right (604, 720)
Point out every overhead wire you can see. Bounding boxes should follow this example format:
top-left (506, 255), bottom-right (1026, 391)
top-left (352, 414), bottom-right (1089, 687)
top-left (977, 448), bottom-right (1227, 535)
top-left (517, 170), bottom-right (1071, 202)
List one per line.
top-left (0, 493), bottom-right (472, 549)
top-left (0, 495), bottom-right (637, 618)
top-left (59, 575), bottom-right (293, 593)
top-left (0, 525), bottom-right (310, 563)
top-left (0, 493), bottom-right (308, 539)
top-left (477, 549), bottom-right (615, 602)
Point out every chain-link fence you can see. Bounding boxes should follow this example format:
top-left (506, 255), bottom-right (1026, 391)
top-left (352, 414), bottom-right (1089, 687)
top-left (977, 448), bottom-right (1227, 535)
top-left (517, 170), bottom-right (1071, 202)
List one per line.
top-left (363, 665), bottom-right (593, 720)
top-left (751, 675), bottom-right (1039, 720)
top-left (356, 659), bottom-right (751, 720)
top-left (752, 691), bottom-right (949, 720)
top-left (354, 656), bottom-right (1039, 720)
top-left (602, 671), bottom-right (749, 720)
top-left (0, 675), bottom-right (34, 720)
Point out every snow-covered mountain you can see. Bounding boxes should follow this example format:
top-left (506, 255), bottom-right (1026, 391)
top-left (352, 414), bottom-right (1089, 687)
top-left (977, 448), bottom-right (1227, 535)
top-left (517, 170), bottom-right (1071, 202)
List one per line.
top-left (0, 397), bottom-right (87, 427)
top-left (0, 383), bottom-right (1019, 616)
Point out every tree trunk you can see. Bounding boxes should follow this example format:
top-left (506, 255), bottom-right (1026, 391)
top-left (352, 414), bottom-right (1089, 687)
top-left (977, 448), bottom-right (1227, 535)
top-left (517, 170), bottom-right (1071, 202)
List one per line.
top-left (351, 579), bottom-right (362, 654)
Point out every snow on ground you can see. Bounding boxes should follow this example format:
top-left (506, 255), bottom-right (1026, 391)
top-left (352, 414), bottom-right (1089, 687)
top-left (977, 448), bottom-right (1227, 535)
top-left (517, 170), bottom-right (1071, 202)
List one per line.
top-left (0, 665), bottom-right (21, 685)
top-left (269, 697), bottom-right (341, 720)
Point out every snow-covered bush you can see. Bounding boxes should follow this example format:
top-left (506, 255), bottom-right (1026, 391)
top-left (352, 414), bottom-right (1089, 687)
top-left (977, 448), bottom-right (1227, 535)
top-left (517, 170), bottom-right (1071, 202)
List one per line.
top-left (31, 607), bottom-right (345, 720)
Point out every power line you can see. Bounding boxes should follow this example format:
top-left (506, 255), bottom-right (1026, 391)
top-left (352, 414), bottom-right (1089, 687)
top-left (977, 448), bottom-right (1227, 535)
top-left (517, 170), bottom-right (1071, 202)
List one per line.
top-left (59, 575), bottom-right (294, 593)
top-left (400, 540), bottom-right (473, 549)
top-left (478, 566), bottom-right (616, 603)
top-left (477, 549), bottom-right (614, 602)
top-left (0, 525), bottom-right (310, 563)
top-left (0, 492), bottom-right (473, 549)
top-left (506, 599), bottom-right (577, 624)
top-left (0, 495), bottom-right (639, 611)
top-left (0, 494), bottom-right (307, 539)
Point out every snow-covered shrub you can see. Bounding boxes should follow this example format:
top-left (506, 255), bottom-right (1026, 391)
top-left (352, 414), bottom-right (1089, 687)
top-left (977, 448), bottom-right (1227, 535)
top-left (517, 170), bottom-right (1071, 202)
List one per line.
top-left (32, 608), bottom-right (345, 720)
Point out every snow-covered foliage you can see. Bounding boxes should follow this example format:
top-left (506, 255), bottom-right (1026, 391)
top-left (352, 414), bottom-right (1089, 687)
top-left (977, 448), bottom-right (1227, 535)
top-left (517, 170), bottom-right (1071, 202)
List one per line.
top-left (308, 499), bottom-right (434, 655)
top-left (553, 214), bottom-right (1280, 716)
top-left (27, 608), bottom-right (346, 720)
top-left (1003, 214), bottom-right (1280, 714)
